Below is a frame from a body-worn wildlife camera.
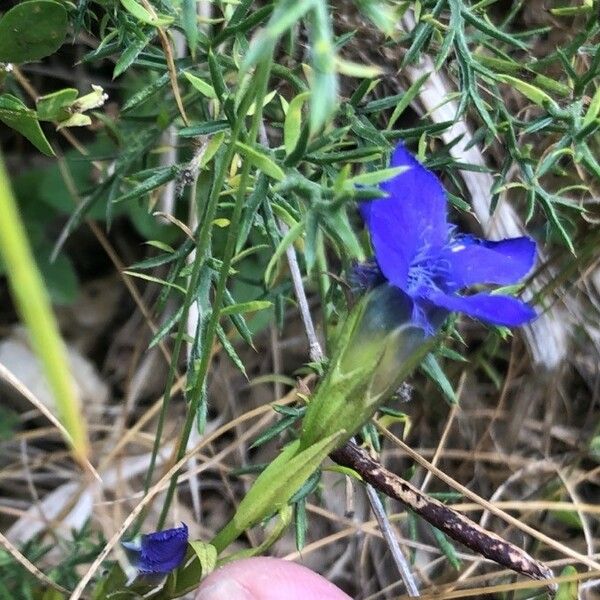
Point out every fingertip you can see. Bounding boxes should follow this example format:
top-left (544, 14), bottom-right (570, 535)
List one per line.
top-left (195, 576), bottom-right (254, 599)
top-left (195, 557), bottom-right (351, 600)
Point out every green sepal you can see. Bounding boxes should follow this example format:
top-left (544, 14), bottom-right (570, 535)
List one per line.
top-left (300, 285), bottom-right (436, 449)
top-left (211, 429), bottom-right (345, 553)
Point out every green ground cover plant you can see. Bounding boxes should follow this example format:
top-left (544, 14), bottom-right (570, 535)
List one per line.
top-left (0, 1), bottom-right (599, 598)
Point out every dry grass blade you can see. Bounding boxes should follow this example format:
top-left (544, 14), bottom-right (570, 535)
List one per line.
top-left (0, 361), bottom-right (100, 482)
top-left (69, 388), bottom-right (298, 599)
top-left (377, 423), bottom-right (600, 572)
top-left (448, 500), bottom-right (600, 515)
top-left (0, 531), bottom-right (69, 594)
top-left (398, 568), bottom-right (600, 600)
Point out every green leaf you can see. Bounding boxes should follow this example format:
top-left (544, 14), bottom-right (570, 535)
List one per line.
top-left (354, 0), bottom-right (397, 37)
top-left (220, 506), bottom-right (293, 563)
top-left (199, 133), bottom-right (224, 168)
top-left (144, 240), bottom-right (175, 253)
top-left (122, 270), bottom-right (187, 294)
top-left (113, 34), bottom-right (149, 78)
top-left (113, 166), bottom-right (179, 203)
top-left (555, 566), bottom-right (579, 600)
top-left (188, 542), bottom-right (217, 577)
top-left (0, 155), bottom-right (88, 461)
top-left (220, 300), bottom-right (273, 317)
top-left (242, 0), bottom-right (316, 71)
top-left (421, 354), bottom-right (458, 404)
top-left (461, 8), bottom-right (528, 50)
top-left (149, 305), bottom-right (184, 348)
top-left (309, 2), bottom-right (338, 133)
top-left (289, 467), bottom-right (321, 503)
top-left (386, 72), bottom-right (430, 130)
top-left (0, 94), bottom-right (54, 156)
top-left (222, 288), bottom-right (255, 348)
top-left (122, 72), bottom-right (171, 112)
top-left (212, 431), bottom-right (344, 552)
top-left (582, 85), bottom-right (600, 128)
top-left (429, 525), bottom-right (462, 571)
top-left (284, 92), bottom-right (310, 155)
top-left (179, 120), bottom-right (230, 137)
top-left (495, 74), bottom-right (559, 111)
top-left (335, 57), bottom-right (383, 79)
top-left (235, 142), bottom-right (285, 181)
top-left (551, 3), bottom-right (594, 16)
top-left (264, 218), bottom-right (305, 286)
top-left (207, 49), bottom-right (229, 102)
top-left (215, 324), bottom-right (247, 376)
top-left (347, 165), bottom-right (409, 186)
top-left (0, 0), bottom-right (68, 63)
top-left (120, 0), bottom-right (174, 26)
top-left (246, 89), bottom-right (278, 116)
top-left (36, 88), bottom-right (78, 121)
top-left (182, 0), bottom-right (199, 58)
top-left (322, 208), bottom-right (365, 262)
top-left (250, 413), bottom-right (301, 449)
top-left (236, 173), bottom-right (269, 253)
top-left (184, 72), bottom-right (217, 99)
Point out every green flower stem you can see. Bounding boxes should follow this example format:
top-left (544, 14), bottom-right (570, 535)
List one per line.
top-left (157, 53), bottom-right (275, 529)
top-left (0, 153), bottom-right (88, 462)
top-left (141, 72), bottom-right (259, 524)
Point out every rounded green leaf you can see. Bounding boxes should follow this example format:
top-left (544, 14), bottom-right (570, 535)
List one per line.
top-left (0, 0), bottom-right (68, 63)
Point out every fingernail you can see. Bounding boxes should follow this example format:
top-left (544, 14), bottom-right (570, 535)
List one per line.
top-left (195, 578), bottom-right (255, 600)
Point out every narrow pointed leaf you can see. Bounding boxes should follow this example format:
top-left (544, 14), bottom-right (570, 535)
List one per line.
top-left (235, 142), bottom-right (285, 181)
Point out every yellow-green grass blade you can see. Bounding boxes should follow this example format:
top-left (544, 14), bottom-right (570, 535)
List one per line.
top-left (0, 153), bottom-right (88, 462)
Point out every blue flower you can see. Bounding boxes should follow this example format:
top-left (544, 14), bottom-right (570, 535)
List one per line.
top-left (360, 144), bottom-right (536, 331)
top-left (122, 523), bottom-right (188, 575)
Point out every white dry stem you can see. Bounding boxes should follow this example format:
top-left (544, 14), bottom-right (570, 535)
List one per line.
top-left (400, 11), bottom-right (569, 369)
top-left (186, 161), bottom-right (203, 525)
top-left (186, 216), bottom-right (203, 523)
top-left (158, 30), bottom-right (186, 218)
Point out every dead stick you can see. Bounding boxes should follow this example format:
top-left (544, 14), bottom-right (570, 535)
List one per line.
top-left (330, 441), bottom-right (557, 594)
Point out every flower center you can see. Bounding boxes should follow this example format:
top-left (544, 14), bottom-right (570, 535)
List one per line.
top-left (406, 245), bottom-right (449, 295)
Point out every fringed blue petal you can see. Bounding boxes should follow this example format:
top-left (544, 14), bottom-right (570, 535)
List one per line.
top-left (439, 235), bottom-right (536, 289)
top-left (380, 144), bottom-right (448, 248)
top-left (359, 142), bottom-right (538, 332)
top-left (425, 290), bottom-right (537, 327)
top-left (362, 144), bottom-right (449, 290)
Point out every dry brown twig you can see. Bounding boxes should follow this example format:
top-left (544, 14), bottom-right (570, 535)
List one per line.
top-left (330, 441), bottom-right (557, 594)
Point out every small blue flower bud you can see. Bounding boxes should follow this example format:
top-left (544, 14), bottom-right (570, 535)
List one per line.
top-left (122, 523), bottom-right (188, 575)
